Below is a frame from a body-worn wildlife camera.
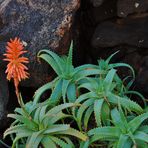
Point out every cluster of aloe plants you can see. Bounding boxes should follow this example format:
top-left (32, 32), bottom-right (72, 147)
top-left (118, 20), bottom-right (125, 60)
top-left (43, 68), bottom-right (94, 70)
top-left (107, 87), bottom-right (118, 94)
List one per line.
top-left (4, 43), bottom-right (148, 148)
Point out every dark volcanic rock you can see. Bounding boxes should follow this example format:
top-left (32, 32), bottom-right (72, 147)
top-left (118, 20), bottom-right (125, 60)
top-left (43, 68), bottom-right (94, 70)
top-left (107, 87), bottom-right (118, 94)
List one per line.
top-left (117, 0), bottom-right (148, 17)
top-left (92, 16), bottom-right (148, 48)
top-left (91, 0), bottom-right (117, 23)
top-left (122, 52), bottom-right (148, 94)
top-left (0, 68), bottom-right (9, 127)
top-left (0, 0), bottom-right (80, 87)
top-left (135, 56), bottom-right (148, 93)
top-left (90, 0), bottom-right (104, 7)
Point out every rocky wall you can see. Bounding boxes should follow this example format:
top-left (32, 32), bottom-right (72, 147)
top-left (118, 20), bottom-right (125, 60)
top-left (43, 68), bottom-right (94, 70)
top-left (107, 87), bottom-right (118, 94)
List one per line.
top-left (76, 0), bottom-right (148, 94)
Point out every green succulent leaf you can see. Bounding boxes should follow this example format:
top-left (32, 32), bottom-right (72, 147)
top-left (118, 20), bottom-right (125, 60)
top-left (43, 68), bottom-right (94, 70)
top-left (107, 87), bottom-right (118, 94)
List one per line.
top-left (106, 51), bottom-right (119, 64)
top-left (134, 131), bottom-right (148, 143)
top-left (12, 132), bottom-right (32, 148)
top-left (101, 102), bottom-right (110, 126)
top-left (41, 136), bottom-right (57, 148)
top-left (38, 49), bottom-right (63, 74)
top-left (38, 53), bottom-right (61, 76)
top-left (75, 69), bottom-right (106, 82)
top-left (46, 111), bottom-right (71, 125)
top-left (109, 63), bottom-right (135, 79)
top-left (50, 79), bottom-right (62, 103)
top-left (4, 125), bottom-right (33, 138)
top-left (43, 124), bottom-right (70, 134)
top-left (138, 126), bottom-right (148, 133)
top-left (57, 128), bottom-right (88, 141)
top-left (74, 64), bottom-right (99, 75)
top-left (50, 136), bottom-right (72, 148)
top-left (7, 114), bottom-right (38, 130)
top-left (88, 127), bottom-right (120, 144)
top-left (94, 99), bottom-right (104, 127)
top-left (76, 99), bottom-right (95, 130)
top-left (27, 130), bottom-right (44, 148)
top-left (125, 90), bottom-right (146, 107)
top-left (39, 105), bottom-right (48, 123)
top-left (33, 107), bottom-right (41, 123)
top-left (84, 105), bottom-right (93, 130)
top-left (88, 126), bottom-right (120, 137)
top-left (111, 108), bottom-right (128, 132)
top-left (62, 137), bottom-right (75, 147)
top-left (62, 79), bottom-right (71, 103)
top-left (67, 83), bottom-right (77, 102)
top-left (33, 78), bottom-right (58, 104)
top-left (128, 112), bottom-right (148, 133)
top-left (117, 134), bottom-right (131, 148)
top-left (104, 69), bottom-right (116, 92)
top-left (67, 41), bottom-right (73, 72)
top-left (45, 103), bottom-right (77, 115)
top-left (107, 93), bottom-right (143, 114)
top-left (80, 139), bottom-right (89, 148)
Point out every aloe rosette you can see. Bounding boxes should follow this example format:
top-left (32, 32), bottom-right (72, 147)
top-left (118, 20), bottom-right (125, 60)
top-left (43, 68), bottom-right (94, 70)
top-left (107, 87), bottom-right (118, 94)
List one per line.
top-left (4, 102), bottom-right (87, 148)
top-left (34, 42), bottom-right (105, 104)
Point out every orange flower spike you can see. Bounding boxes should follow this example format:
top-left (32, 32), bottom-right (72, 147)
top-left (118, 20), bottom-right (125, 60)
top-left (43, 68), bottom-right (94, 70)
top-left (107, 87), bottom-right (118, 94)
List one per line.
top-left (3, 37), bottom-right (29, 97)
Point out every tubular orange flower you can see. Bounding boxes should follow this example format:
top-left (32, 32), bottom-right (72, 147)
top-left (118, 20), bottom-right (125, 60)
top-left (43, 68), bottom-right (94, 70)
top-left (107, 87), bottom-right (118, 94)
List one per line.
top-left (3, 37), bottom-right (29, 97)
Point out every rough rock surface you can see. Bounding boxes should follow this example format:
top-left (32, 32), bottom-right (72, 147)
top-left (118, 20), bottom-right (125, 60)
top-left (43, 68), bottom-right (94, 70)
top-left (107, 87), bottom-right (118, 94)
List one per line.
top-left (117, 0), bottom-right (148, 17)
top-left (0, 68), bottom-right (9, 128)
top-left (136, 56), bottom-right (148, 93)
top-left (122, 52), bottom-right (148, 93)
top-left (92, 16), bottom-right (148, 48)
top-left (90, 0), bottom-right (104, 7)
top-left (91, 0), bottom-right (117, 23)
top-left (0, 0), bottom-right (80, 87)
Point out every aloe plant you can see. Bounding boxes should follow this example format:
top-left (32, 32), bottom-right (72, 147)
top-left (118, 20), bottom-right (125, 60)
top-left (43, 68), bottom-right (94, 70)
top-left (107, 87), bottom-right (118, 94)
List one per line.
top-left (98, 51), bottom-right (135, 77)
top-left (83, 107), bottom-right (148, 148)
top-left (4, 44), bottom-right (147, 148)
top-left (97, 52), bottom-right (146, 106)
top-left (73, 68), bottom-right (143, 130)
top-left (34, 42), bottom-right (104, 104)
top-left (4, 102), bottom-right (88, 148)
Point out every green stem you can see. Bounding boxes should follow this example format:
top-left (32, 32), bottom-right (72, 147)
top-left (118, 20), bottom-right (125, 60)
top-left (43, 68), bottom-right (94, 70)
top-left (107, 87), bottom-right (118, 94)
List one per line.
top-left (16, 91), bottom-right (33, 121)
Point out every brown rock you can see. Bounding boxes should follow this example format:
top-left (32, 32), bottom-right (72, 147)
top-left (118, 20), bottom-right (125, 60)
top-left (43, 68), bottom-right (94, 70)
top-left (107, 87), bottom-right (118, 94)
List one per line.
top-left (117, 0), bottom-right (148, 17)
top-left (0, 0), bottom-right (80, 87)
top-left (0, 69), bottom-right (8, 127)
top-left (91, 0), bottom-right (117, 23)
top-left (92, 16), bottom-right (148, 48)
top-left (90, 0), bottom-right (104, 7)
